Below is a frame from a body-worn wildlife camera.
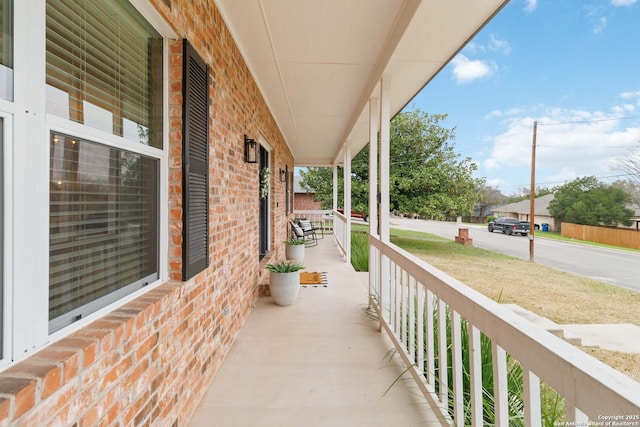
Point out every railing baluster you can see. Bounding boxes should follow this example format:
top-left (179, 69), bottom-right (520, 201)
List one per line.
top-left (565, 405), bottom-right (588, 424)
top-left (416, 282), bottom-right (425, 377)
top-left (383, 253), bottom-right (390, 324)
top-left (469, 325), bottom-right (483, 427)
top-left (388, 260), bottom-right (395, 330)
top-left (368, 239), bottom-right (376, 309)
top-left (492, 343), bottom-right (508, 427)
top-left (438, 298), bottom-right (448, 407)
top-left (408, 275), bottom-right (416, 364)
top-left (395, 263), bottom-right (401, 336)
top-left (426, 290), bottom-right (435, 388)
top-left (400, 268), bottom-right (407, 347)
top-left (523, 367), bottom-right (542, 427)
top-left (451, 310), bottom-right (464, 426)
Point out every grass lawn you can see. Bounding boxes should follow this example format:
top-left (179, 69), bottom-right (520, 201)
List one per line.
top-left (387, 232), bottom-right (640, 383)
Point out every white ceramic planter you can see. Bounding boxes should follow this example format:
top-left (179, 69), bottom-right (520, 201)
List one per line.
top-left (285, 244), bottom-right (305, 263)
top-left (269, 271), bottom-right (300, 306)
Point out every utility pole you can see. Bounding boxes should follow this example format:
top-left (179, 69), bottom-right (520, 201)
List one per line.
top-left (529, 121), bottom-right (537, 262)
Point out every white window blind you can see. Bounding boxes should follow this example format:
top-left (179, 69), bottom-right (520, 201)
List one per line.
top-left (46, 0), bottom-right (162, 147)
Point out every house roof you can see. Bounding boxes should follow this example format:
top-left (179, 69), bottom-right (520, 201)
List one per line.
top-left (294, 176), bottom-right (313, 194)
top-left (214, 0), bottom-right (508, 166)
top-left (492, 194), bottom-right (555, 216)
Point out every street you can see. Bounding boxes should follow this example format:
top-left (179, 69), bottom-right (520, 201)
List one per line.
top-left (389, 218), bottom-right (640, 293)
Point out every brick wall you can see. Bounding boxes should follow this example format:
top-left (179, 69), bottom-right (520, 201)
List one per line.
top-left (294, 193), bottom-right (322, 211)
top-left (0, 1), bottom-right (292, 425)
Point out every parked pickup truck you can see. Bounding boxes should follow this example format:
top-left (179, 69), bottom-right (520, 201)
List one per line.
top-left (488, 218), bottom-right (530, 236)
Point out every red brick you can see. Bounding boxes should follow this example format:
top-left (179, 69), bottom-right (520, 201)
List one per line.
top-left (0, 397), bottom-right (10, 421)
top-left (0, 377), bottom-right (36, 418)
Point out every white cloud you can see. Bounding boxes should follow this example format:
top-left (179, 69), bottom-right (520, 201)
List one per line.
top-left (611, 0), bottom-right (638, 6)
top-left (483, 107), bottom-right (530, 120)
top-left (524, 0), bottom-right (538, 13)
top-left (621, 91), bottom-right (640, 99)
top-left (480, 106), bottom-right (640, 191)
top-left (593, 16), bottom-right (608, 34)
top-left (489, 34), bottom-right (512, 54)
top-left (451, 55), bottom-right (497, 85)
top-left (464, 42), bottom-right (486, 55)
top-left (612, 104), bottom-right (635, 114)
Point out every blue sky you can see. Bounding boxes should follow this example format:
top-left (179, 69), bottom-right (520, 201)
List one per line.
top-left (408, 0), bottom-right (640, 195)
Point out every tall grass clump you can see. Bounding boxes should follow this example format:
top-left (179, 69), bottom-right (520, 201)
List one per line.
top-left (351, 231), bottom-right (369, 271)
top-left (422, 303), bottom-right (562, 426)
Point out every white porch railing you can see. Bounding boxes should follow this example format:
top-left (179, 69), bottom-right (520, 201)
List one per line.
top-left (369, 234), bottom-right (640, 426)
top-left (333, 210), bottom-right (347, 256)
top-left (292, 210), bottom-right (333, 236)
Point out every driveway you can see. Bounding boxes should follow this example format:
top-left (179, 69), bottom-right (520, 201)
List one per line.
top-left (389, 218), bottom-right (640, 293)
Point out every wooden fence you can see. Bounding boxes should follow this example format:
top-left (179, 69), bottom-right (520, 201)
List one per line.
top-left (561, 222), bottom-right (640, 249)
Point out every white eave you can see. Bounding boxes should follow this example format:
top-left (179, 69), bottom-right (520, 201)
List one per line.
top-left (214, 0), bottom-right (509, 166)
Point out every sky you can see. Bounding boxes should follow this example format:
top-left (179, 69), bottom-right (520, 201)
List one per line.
top-left (408, 0), bottom-right (640, 196)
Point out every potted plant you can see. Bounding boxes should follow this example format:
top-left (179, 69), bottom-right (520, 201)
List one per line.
top-left (265, 261), bottom-right (305, 306)
top-left (284, 237), bottom-right (305, 263)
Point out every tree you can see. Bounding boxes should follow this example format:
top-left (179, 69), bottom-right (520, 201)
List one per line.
top-left (299, 166), bottom-right (339, 210)
top-left (505, 186), bottom-right (553, 203)
top-left (614, 142), bottom-right (640, 186)
top-left (300, 110), bottom-right (481, 219)
top-left (611, 179), bottom-right (640, 206)
top-left (548, 176), bottom-right (633, 227)
top-left (475, 182), bottom-right (506, 220)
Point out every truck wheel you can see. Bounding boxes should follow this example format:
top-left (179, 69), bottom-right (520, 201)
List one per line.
top-left (522, 233), bottom-right (528, 237)
top-left (506, 229), bottom-right (513, 235)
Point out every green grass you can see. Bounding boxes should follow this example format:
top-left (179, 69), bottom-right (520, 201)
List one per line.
top-left (350, 231), bottom-right (369, 272)
top-left (392, 235), bottom-right (510, 260)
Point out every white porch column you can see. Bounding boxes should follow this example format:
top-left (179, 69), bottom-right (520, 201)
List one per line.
top-left (332, 164), bottom-right (338, 212)
top-left (368, 97), bottom-right (379, 237)
top-left (343, 144), bottom-right (352, 262)
top-left (378, 76), bottom-right (391, 330)
top-left (379, 75), bottom-right (391, 242)
top-left (368, 97), bottom-right (380, 315)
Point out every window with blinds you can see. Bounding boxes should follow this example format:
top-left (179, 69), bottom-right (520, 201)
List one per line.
top-left (45, 0), bottom-right (163, 331)
top-left (46, 0), bottom-right (162, 147)
top-left (49, 132), bottom-right (158, 331)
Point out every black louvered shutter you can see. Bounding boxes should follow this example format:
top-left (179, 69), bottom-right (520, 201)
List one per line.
top-left (182, 40), bottom-right (209, 280)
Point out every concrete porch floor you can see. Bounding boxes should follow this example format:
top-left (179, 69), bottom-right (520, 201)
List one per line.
top-left (189, 236), bottom-right (442, 426)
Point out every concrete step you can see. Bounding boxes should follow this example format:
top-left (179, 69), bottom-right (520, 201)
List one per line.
top-left (504, 304), bottom-right (598, 349)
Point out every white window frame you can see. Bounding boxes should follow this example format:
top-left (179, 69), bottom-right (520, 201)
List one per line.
top-left (8, 0), bottom-right (174, 364)
top-left (0, 108), bottom-right (13, 369)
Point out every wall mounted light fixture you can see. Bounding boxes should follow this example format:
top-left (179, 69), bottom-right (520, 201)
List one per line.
top-left (244, 135), bottom-right (258, 163)
top-left (279, 167), bottom-right (287, 182)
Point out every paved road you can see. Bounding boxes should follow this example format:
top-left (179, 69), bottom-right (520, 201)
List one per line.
top-left (389, 218), bottom-right (640, 293)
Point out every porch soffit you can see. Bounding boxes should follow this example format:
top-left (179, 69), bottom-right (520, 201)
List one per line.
top-left (214, 0), bottom-right (509, 166)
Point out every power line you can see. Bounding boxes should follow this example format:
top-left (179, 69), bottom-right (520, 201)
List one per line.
top-left (500, 172), bottom-right (637, 189)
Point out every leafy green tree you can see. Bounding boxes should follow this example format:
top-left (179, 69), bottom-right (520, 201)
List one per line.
top-left (299, 167), bottom-right (339, 209)
top-left (548, 176), bottom-right (633, 227)
top-left (300, 110), bottom-right (481, 219)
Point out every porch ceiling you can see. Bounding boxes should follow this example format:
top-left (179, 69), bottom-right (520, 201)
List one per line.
top-left (214, 0), bottom-right (509, 166)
